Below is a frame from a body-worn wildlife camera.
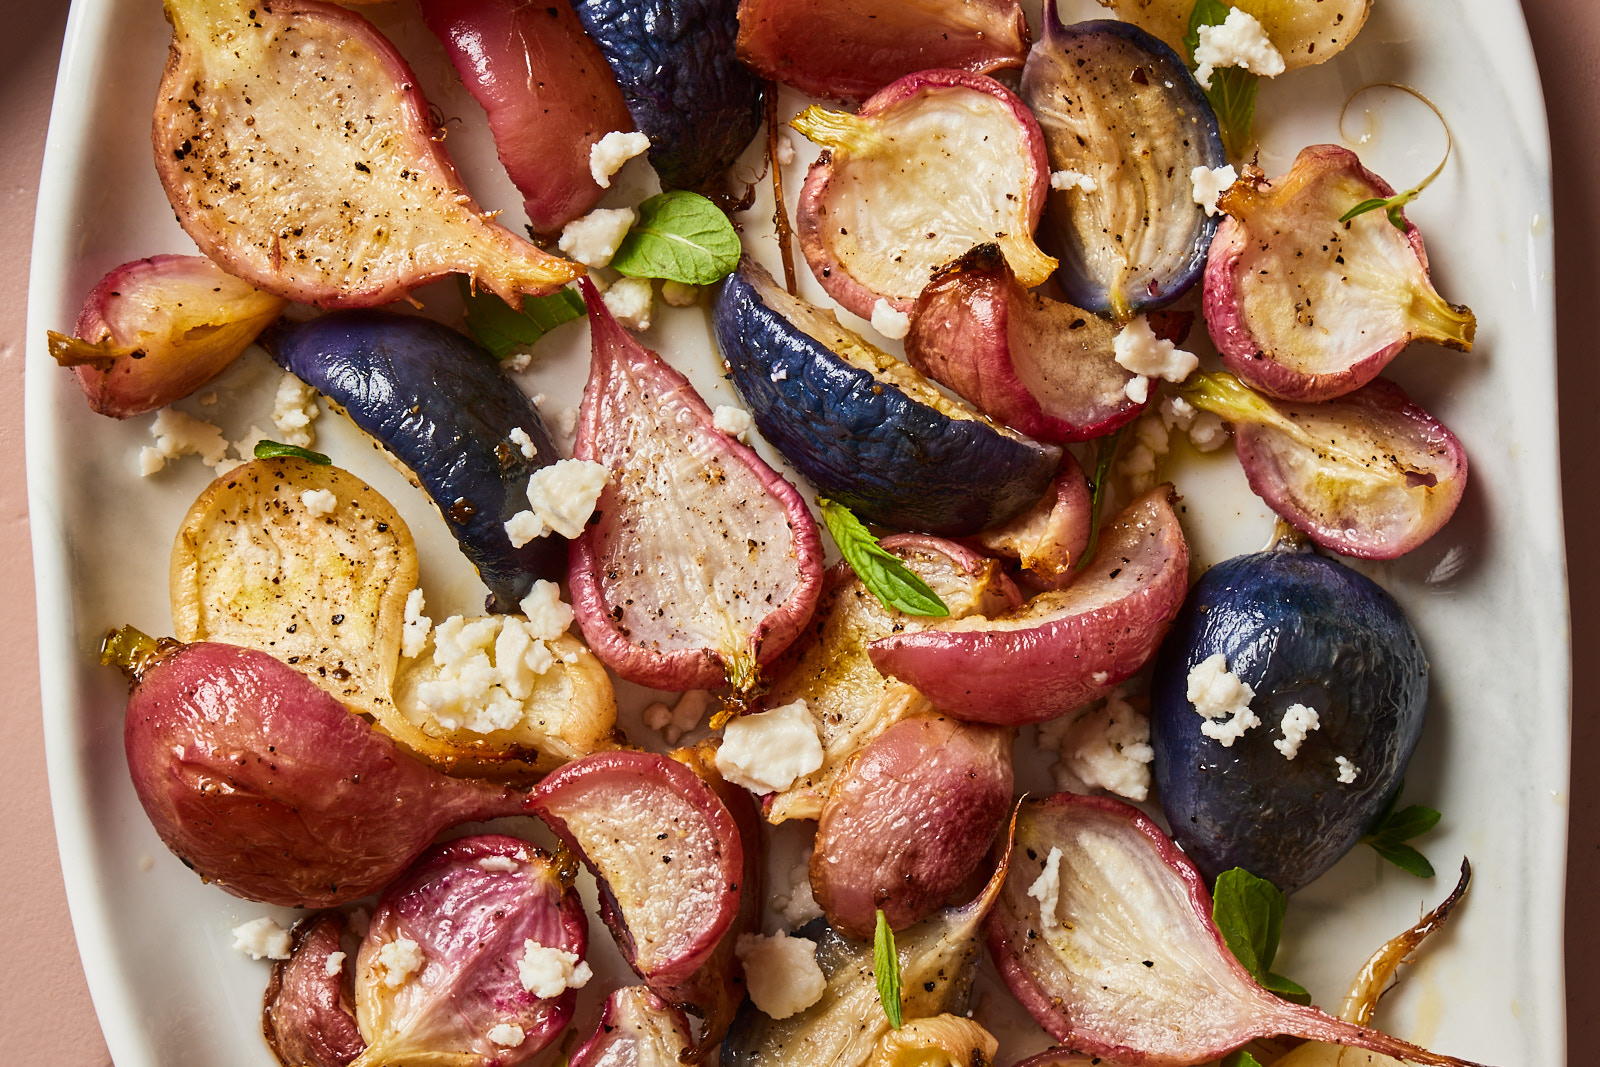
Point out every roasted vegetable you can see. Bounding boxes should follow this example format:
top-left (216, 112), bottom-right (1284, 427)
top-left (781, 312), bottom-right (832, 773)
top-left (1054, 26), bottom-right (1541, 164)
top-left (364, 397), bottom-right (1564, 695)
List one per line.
top-left (1099, 0), bottom-right (1371, 72)
top-left (571, 987), bottom-right (694, 1067)
top-left (264, 915), bottom-right (365, 1067)
top-left (154, 0), bottom-right (580, 307)
top-left (863, 1016), bottom-right (998, 1067)
top-left (48, 254), bottom-right (285, 418)
top-left (971, 462), bottom-right (1093, 590)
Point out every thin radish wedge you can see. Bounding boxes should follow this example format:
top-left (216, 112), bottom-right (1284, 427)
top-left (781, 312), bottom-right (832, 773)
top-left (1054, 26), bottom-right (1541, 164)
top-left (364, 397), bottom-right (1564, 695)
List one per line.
top-left (570, 987), bottom-right (693, 1067)
top-left (1177, 372), bottom-right (1468, 559)
top-left (868, 487), bottom-right (1189, 724)
top-left (1205, 145), bottom-right (1475, 402)
top-left (263, 916), bottom-right (364, 1067)
top-left (568, 279), bottom-right (824, 692)
top-left (988, 794), bottom-right (1490, 1067)
top-left (971, 461), bottom-right (1093, 591)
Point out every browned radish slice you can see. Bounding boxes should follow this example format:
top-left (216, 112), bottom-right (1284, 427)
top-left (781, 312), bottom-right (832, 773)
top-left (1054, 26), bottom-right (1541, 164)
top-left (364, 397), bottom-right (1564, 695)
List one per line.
top-left (571, 988), bottom-right (693, 1067)
top-left (735, 0), bottom-right (1028, 104)
top-left (972, 462), bottom-right (1093, 591)
top-left (263, 915), bottom-right (365, 1067)
top-left (529, 751), bottom-right (744, 985)
top-left (1179, 372), bottom-right (1468, 559)
top-left (1204, 146), bottom-right (1475, 402)
top-left (47, 255), bottom-right (285, 418)
top-left (568, 279), bottom-right (824, 692)
top-left (792, 70), bottom-right (1055, 320)
top-left (869, 487), bottom-right (1188, 724)
top-left (907, 244), bottom-right (1144, 443)
top-left (154, 0), bottom-right (581, 308)
top-left (987, 794), bottom-right (1487, 1067)
top-left (811, 714), bottom-right (1012, 938)
top-left (1100, 0), bottom-right (1371, 73)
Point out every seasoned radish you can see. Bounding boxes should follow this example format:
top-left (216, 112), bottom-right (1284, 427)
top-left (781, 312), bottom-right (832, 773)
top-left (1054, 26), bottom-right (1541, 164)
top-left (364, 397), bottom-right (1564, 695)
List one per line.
top-left (864, 1017), bottom-right (999, 1067)
top-left (870, 487), bottom-right (1189, 724)
top-left (811, 715), bottom-right (1013, 938)
top-left (108, 633), bottom-right (527, 907)
top-left (1178, 372), bottom-right (1468, 559)
top-left (529, 751), bottom-right (744, 985)
top-left (351, 836), bottom-right (587, 1067)
top-left (1100, 0), bottom-right (1371, 73)
top-left (792, 70), bottom-right (1055, 319)
top-left (568, 279), bottom-right (824, 692)
top-left (1020, 17), bottom-right (1225, 319)
top-left (764, 536), bottom-right (1022, 824)
top-left (735, 0), bottom-right (1028, 104)
top-left (972, 462), bottom-right (1093, 590)
top-left (263, 915), bottom-right (365, 1067)
top-left (170, 458), bottom-right (416, 721)
top-left (906, 244), bottom-right (1145, 443)
top-left (419, 0), bottom-right (634, 234)
top-left (570, 987), bottom-right (694, 1067)
top-left (1205, 145), bottom-right (1475, 401)
top-left (153, 0), bottom-right (581, 307)
top-left (48, 255), bottom-right (285, 418)
top-left (988, 794), bottom-right (1485, 1067)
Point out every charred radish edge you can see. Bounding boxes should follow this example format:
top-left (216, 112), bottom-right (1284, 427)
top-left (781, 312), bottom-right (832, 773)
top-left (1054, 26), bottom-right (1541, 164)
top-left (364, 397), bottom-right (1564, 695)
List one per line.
top-left (734, 0), bottom-right (1029, 104)
top-left (528, 750), bottom-right (744, 985)
top-left (263, 915), bottom-right (365, 1067)
top-left (906, 244), bottom-right (1144, 443)
top-left (867, 486), bottom-right (1189, 724)
top-left (1021, 16), bottom-right (1225, 319)
top-left (792, 69), bottom-right (1055, 319)
top-left (154, 0), bottom-right (580, 308)
top-left (986, 794), bottom-right (1488, 1067)
top-left (568, 277), bottom-right (824, 692)
top-left (1179, 372), bottom-right (1468, 559)
top-left (570, 987), bottom-right (694, 1067)
top-left (1205, 145), bottom-right (1475, 402)
top-left (970, 461), bottom-right (1093, 591)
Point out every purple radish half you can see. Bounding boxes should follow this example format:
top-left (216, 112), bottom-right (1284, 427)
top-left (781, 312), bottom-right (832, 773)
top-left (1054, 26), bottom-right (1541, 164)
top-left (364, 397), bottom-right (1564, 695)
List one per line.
top-left (569, 278), bottom-right (824, 692)
top-left (571, 987), bottom-right (693, 1067)
top-left (263, 915), bottom-right (365, 1067)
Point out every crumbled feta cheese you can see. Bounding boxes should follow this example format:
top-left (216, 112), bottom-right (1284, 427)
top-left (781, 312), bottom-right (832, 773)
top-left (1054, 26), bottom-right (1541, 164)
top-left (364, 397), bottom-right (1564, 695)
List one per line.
top-left (378, 937), bottom-right (425, 987)
top-left (1114, 316), bottom-right (1199, 384)
top-left (1193, 8), bottom-right (1285, 90)
top-left (1045, 690), bottom-right (1155, 801)
top-left (870, 298), bottom-right (911, 340)
top-left (325, 951), bottom-right (346, 977)
top-left (1124, 375), bottom-right (1151, 405)
top-left (518, 941), bottom-right (592, 998)
top-left (1274, 703), bottom-right (1320, 760)
top-left (518, 580), bottom-right (575, 641)
top-left (713, 404), bottom-right (755, 442)
top-left (504, 459), bottom-right (609, 545)
top-left (603, 276), bottom-right (654, 331)
top-left (1191, 164), bottom-right (1239, 217)
top-left (589, 130), bottom-right (650, 188)
top-left (1335, 755), bottom-right (1361, 784)
top-left (735, 932), bottom-right (826, 1020)
top-left (401, 588), bottom-right (432, 659)
top-left (479, 855), bottom-right (520, 873)
top-left (508, 426), bottom-right (538, 460)
top-left (488, 1023), bottom-right (527, 1048)
top-left (556, 406), bottom-right (578, 440)
top-left (775, 131), bottom-right (796, 165)
top-left (141, 407), bottom-right (231, 476)
top-left (716, 699), bottom-right (824, 794)
top-left (1050, 169), bottom-right (1098, 193)
top-left (1158, 395), bottom-right (1227, 452)
top-left (233, 424), bottom-right (270, 462)
top-left (772, 860), bottom-right (824, 925)
top-left (232, 917), bottom-right (293, 960)
top-left (1187, 653), bottom-right (1261, 747)
top-left (1026, 847), bottom-right (1066, 940)
top-left (412, 611), bottom-right (565, 734)
top-left (662, 280), bottom-right (701, 307)
top-left (642, 689), bottom-right (712, 745)
top-left (300, 488), bottom-right (337, 517)
top-left (558, 207), bottom-right (637, 268)
top-left (272, 372), bottom-right (320, 448)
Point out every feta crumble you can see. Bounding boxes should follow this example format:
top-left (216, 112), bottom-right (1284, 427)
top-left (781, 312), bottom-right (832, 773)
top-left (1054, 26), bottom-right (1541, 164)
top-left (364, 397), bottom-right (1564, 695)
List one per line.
top-left (479, 855), bottom-right (520, 873)
top-left (735, 932), bottom-right (826, 1020)
top-left (488, 1023), bottom-right (527, 1048)
top-left (771, 859), bottom-right (823, 925)
top-left (662, 280), bottom-right (701, 307)
top-left (140, 407), bottom-right (231, 476)
top-left (603, 276), bottom-right (654, 331)
top-left (642, 689), bottom-right (712, 745)
top-left (520, 580), bottom-right (576, 640)
top-left (410, 607), bottom-right (568, 734)
top-left (1159, 394), bottom-right (1228, 452)
top-left (1274, 703), bottom-right (1321, 760)
top-left (713, 405), bottom-right (755, 442)
top-left (1050, 168), bottom-right (1098, 193)
top-left (775, 131), bottom-right (796, 165)
top-left (300, 488), bottom-right (337, 517)
top-left (505, 459), bottom-right (609, 546)
top-left (589, 130), bottom-right (650, 188)
top-left (401, 588), bottom-right (432, 660)
top-left (870, 298), bottom-right (911, 340)
top-left (1026, 846), bottom-right (1066, 941)
top-left (232, 917), bottom-right (292, 960)
top-left (378, 937), bottom-right (425, 987)
top-left (1114, 316), bottom-right (1199, 384)
top-left (325, 951), bottom-right (346, 977)
top-left (1124, 375), bottom-right (1151, 405)
top-left (1190, 163), bottom-right (1239, 217)
top-left (518, 941), bottom-right (592, 999)
top-left (715, 699), bottom-right (825, 794)
top-left (1193, 8), bottom-right (1286, 90)
top-left (508, 426), bottom-right (538, 460)
top-left (1335, 755), bottom-right (1361, 784)
top-left (558, 207), bottom-right (637, 268)
top-left (1041, 690), bottom-right (1155, 801)
top-left (1187, 653), bottom-right (1261, 747)
top-left (271, 372), bottom-right (320, 448)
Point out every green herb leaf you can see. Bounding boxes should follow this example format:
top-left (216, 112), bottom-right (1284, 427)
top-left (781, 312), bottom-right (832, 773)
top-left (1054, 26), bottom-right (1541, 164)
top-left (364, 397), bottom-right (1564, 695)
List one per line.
top-left (1222, 1051), bottom-right (1265, 1067)
top-left (819, 500), bottom-right (949, 617)
top-left (873, 909), bottom-right (903, 1030)
top-left (254, 440), bottom-right (331, 464)
top-left (1338, 197), bottom-right (1394, 224)
top-left (457, 276), bottom-right (586, 360)
top-left (1076, 426), bottom-right (1127, 571)
top-left (1183, 0), bottom-right (1260, 157)
top-left (1211, 868), bottom-right (1312, 1005)
top-left (1368, 840), bottom-right (1437, 879)
top-left (1362, 782), bottom-right (1441, 877)
top-left (610, 191), bottom-right (742, 285)
top-left (1180, 0), bottom-right (1230, 60)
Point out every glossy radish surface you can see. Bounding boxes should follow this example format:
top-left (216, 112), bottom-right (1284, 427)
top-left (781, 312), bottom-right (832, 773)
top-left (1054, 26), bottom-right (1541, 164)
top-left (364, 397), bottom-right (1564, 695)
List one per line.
top-left (972, 461), bottom-right (1093, 590)
top-left (1101, 0), bottom-right (1371, 73)
top-left (571, 987), bottom-right (693, 1067)
top-left (263, 915), bottom-right (365, 1067)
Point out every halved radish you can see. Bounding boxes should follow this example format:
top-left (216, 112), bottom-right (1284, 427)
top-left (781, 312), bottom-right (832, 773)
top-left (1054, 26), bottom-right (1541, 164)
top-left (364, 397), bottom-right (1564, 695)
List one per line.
top-left (972, 460), bottom-right (1093, 591)
top-left (263, 916), bottom-right (365, 1067)
top-left (570, 987), bottom-right (693, 1067)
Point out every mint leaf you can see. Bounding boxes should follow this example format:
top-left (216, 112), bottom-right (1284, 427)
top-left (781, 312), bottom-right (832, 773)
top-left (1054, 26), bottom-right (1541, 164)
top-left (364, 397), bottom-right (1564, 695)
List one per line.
top-left (458, 277), bottom-right (586, 360)
top-left (873, 909), bottom-right (903, 1029)
top-left (819, 500), bottom-right (949, 617)
top-left (1222, 1051), bottom-right (1264, 1067)
top-left (254, 440), bottom-right (331, 464)
top-left (1368, 840), bottom-right (1437, 879)
top-left (610, 191), bottom-right (741, 284)
top-left (1362, 783), bottom-right (1441, 877)
top-left (1211, 868), bottom-right (1311, 1004)
top-left (1184, 0), bottom-right (1259, 158)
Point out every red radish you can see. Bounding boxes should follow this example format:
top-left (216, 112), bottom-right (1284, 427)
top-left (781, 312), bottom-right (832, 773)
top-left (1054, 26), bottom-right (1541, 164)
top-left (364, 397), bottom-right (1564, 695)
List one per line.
top-left (988, 793), bottom-right (1488, 1067)
top-left (972, 461), bottom-right (1093, 591)
top-left (568, 279), bottom-right (824, 692)
top-left (869, 487), bottom-right (1190, 724)
top-left (263, 915), bottom-right (365, 1067)
top-left (153, 0), bottom-right (581, 308)
top-left (418, 0), bottom-right (634, 234)
top-left (570, 987), bottom-right (693, 1067)
top-left (47, 255), bottom-right (285, 418)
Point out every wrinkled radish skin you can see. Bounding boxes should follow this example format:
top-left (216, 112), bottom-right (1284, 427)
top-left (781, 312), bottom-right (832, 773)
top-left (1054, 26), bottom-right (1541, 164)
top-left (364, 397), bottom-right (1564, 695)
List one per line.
top-left (263, 916), bottom-right (365, 1067)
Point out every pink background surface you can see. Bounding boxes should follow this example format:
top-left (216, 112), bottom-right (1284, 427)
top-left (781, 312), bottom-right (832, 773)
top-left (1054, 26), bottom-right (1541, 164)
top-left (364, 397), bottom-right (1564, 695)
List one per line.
top-left (0, 2), bottom-right (1590, 1062)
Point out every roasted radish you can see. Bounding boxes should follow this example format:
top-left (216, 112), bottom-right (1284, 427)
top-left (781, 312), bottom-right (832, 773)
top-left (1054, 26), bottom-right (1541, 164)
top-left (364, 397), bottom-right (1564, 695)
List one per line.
top-left (1100, 0), bottom-right (1371, 73)
top-left (570, 987), bottom-right (694, 1067)
top-left (263, 915), bottom-right (365, 1067)
top-left (154, 0), bottom-right (580, 307)
top-left (972, 462), bottom-right (1093, 590)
